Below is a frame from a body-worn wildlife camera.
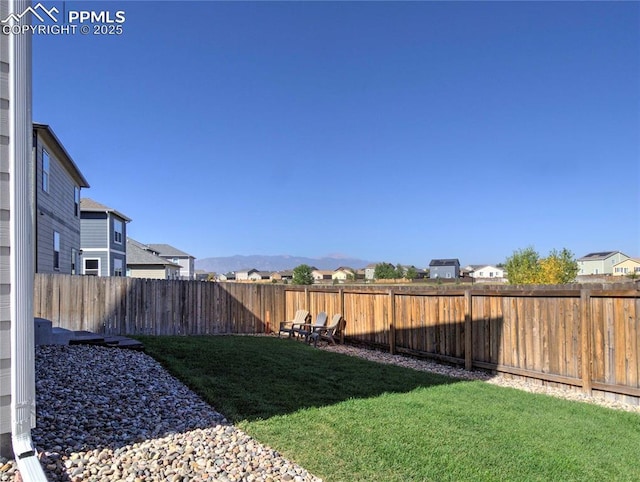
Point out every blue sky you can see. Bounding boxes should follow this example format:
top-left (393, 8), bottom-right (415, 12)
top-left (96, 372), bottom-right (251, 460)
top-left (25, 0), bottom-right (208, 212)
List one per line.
top-left (32, 1), bottom-right (639, 267)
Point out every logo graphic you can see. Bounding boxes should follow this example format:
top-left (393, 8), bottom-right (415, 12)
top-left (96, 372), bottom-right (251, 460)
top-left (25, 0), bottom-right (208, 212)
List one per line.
top-left (1, 2), bottom-right (59, 23)
top-left (1, 2), bottom-right (126, 36)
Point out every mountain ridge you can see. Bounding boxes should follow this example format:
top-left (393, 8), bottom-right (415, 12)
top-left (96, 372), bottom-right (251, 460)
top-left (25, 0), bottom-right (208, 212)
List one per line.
top-left (195, 254), bottom-right (374, 274)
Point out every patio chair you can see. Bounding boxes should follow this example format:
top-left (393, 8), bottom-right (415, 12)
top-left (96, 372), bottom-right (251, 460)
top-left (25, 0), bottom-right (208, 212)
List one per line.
top-left (293, 311), bottom-right (328, 342)
top-left (308, 314), bottom-right (344, 347)
top-left (278, 309), bottom-right (311, 338)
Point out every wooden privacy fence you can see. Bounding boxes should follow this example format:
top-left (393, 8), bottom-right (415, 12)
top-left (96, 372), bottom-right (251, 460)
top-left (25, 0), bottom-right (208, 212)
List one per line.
top-left (33, 274), bottom-right (284, 336)
top-left (34, 274), bottom-right (640, 404)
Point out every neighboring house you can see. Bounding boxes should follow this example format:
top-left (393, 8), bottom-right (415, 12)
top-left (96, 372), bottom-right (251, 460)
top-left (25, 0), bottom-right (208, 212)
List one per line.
top-left (468, 265), bottom-right (506, 282)
top-left (126, 238), bottom-right (181, 280)
top-left (312, 270), bottom-right (333, 281)
top-left (80, 198), bottom-right (131, 276)
top-left (248, 271), bottom-right (271, 281)
top-left (577, 251), bottom-right (630, 275)
top-left (364, 263), bottom-right (378, 280)
top-left (612, 258), bottom-right (640, 277)
top-left (147, 244), bottom-right (196, 280)
top-left (33, 123), bottom-right (90, 274)
top-left (217, 272), bottom-right (236, 281)
top-left (194, 270), bottom-right (213, 281)
top-left (429, 259), bottom-right (460, 279)
top-left (333, 267), bottom-right (355, 281)
top-left (271, 270), bottom-right (293, 282)
top-left (235, 268), bottom-right (257, 281)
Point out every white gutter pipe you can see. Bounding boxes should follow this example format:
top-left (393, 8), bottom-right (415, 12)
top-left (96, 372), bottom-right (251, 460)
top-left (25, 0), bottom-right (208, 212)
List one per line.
top-left (7, 0), bottom-right (47, 480)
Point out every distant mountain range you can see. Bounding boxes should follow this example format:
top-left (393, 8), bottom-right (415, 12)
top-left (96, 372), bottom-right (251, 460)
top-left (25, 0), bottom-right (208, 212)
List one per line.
top-left (195, 255), bottom-right (373, 274)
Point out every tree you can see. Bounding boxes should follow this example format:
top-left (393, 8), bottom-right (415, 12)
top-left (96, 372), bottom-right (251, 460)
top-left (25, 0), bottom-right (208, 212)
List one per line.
top-left (292, 264), bottom-right (314, 285)
top-left (538, 248), bottom-right (578, 284)
top-left (405, 266), bottom-right (418, 280)
top-left (505, 247), bottom-right (540, 285)
top-left (505, 247), bottom-right (578, 285)
top-left (374, 262), bottom-right (397, 280)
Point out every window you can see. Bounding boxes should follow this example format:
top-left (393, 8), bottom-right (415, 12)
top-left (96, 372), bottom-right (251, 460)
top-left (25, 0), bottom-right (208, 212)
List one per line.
top-left (71, 248), bottom-right (77, 275)
top-left (42, 149), bottom-right (50, 193)
top-left (114, 258), bottom-right (124, 277)
top-left (113, 219), bottom-right (123, 244)
top-left (74, 187), bottom-right (80, 216)
top-left (84, 259), bottom-right (99, 276)
top-left (53, 231), bottom-right (60, 270)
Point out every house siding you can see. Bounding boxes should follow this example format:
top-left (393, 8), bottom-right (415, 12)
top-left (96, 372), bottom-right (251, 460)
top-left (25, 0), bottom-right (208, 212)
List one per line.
top-left (34, 132), bottom-right (82, 274)
top-left (80, 212), bottom-right (108, 249)
top-left (0, 0), bottom-right (11, 442)
top-left (128, 267), bottom-right (178, 279)
top-left (430, 266), bottom-right (458, 279)
top-left (612, 259), bottom-right (640, 276)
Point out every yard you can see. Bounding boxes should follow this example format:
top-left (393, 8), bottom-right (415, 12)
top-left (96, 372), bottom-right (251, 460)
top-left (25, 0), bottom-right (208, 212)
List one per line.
top-left (137, 335), bottom-right (640, 482)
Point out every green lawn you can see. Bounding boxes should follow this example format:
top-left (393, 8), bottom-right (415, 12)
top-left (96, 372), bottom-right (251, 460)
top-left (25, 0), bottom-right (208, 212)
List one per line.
top-left (137, 335), bottom-right (640, 482)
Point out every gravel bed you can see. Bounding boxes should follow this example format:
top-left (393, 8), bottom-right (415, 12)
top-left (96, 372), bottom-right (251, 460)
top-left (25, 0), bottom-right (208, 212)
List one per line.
top-left (319, 343), bottom-right (640, 414)
top-left (2, 338), bottom-right (638, 481)
top-left (2, 345), bottom-right (321, 482)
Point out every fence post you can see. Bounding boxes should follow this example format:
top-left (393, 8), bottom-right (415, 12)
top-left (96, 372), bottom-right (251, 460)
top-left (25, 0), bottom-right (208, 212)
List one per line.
top-left (580, 289), bottom-right (593, 395)
top-left (339, 288), bottom-right (345, 344)
top-left (389, 289), bottom-right (396, 355)
top-left (464, 289), bottom-right (473, 371)
top-left (305, 287), bottom-right (310, 313)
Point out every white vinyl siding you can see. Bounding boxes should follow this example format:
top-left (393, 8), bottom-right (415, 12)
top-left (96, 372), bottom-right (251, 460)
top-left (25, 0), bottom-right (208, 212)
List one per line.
top-left (0, 1), bottom-right (11, 439)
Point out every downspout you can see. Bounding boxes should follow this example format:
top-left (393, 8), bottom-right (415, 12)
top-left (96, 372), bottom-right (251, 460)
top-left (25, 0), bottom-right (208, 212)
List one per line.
top-left (8, 1), bottom-right (48, 480)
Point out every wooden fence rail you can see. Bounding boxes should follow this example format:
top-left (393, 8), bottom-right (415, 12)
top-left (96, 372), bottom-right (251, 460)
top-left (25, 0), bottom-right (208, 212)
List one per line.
top-left (34, 274), bottom-right (640, 405)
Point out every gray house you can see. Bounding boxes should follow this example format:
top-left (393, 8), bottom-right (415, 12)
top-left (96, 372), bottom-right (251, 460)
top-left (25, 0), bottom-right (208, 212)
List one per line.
top-left (33, 123), bottom-right (90, 274)
top-left (126, 238), bottom-right (181, 280)
top-left (80, 198), bottom-right (131, 276)
top-left (146, 244), bottom-right (195, 280)
top-left (429, 259), bottom-right (460, 279)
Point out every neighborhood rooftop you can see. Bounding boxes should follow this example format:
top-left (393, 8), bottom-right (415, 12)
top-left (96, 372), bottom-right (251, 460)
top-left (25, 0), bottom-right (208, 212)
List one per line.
top-left (127, 239), bottom-right (181, 267)
top-left (80, 197), bottom-right (132, 222)
top-left (33, 122), bottom-right (90, 188)
top-left (147, 244), bottom-right (194, 258)
top-left (578, 251), bottom-right (624, 260)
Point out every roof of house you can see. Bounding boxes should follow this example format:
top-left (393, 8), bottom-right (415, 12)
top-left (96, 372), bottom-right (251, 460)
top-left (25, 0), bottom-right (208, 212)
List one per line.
top-left (429, 258), bottom-right (460, 267)
top-left (578, 251), bottom-right (626, 261)
top-left (147, 244), bottom-right (194, 258)
top-left (127, 239), bottom-right (181, 267)
top-left (33, 123), bottom-right (90, 188)
top-left (613, 258), bottom-right (640, 265)
top-left (467, 264), bottom-right (503, 271)
top-left (80, 197), bottom-right (132, 222)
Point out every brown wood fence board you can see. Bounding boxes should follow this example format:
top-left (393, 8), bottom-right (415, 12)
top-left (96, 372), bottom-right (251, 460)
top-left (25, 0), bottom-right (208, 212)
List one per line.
top-left (627, 298), bottom-right (638, 388)
top-left (32, 275), bottom-right (640, 404)
top-left (614, 297), bottom-right (627, 387)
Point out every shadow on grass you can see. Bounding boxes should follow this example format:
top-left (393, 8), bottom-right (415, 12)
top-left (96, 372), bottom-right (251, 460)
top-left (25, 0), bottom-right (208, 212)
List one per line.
top-left (135, 335), bottom-right (463, 423)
